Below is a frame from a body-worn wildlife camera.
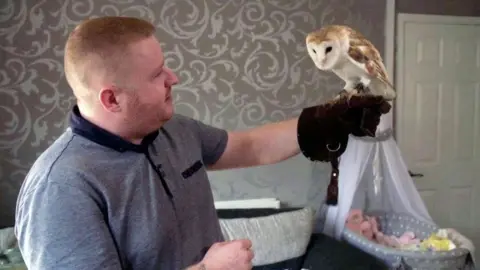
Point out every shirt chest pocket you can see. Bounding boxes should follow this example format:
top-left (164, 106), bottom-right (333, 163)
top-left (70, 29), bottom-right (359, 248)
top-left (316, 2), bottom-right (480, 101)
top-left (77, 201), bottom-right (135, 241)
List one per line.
top-left (179, 160), bottom-right (211, 200)
top-left (181, 160), bottom-right (203, 179)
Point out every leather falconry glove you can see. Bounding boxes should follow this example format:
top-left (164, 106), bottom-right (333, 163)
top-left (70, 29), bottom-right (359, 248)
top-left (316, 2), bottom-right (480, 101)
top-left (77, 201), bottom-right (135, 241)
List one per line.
top-left (297, 94), bottom-right (391, 205)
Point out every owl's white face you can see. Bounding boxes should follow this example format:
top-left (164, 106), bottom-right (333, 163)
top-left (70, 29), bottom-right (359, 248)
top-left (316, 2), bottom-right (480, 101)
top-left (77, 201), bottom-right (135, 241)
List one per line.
top-left (306, 39), bottom-right (343, 71)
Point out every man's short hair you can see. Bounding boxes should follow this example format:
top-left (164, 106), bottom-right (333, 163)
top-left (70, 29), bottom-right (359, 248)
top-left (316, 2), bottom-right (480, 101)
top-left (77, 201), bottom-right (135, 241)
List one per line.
top-left (64, 16), bottom-right (155, 101)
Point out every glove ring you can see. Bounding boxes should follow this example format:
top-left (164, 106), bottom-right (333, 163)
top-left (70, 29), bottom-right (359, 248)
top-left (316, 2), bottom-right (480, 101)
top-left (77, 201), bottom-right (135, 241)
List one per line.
top-left (326, 142), bottom-right (341, 152)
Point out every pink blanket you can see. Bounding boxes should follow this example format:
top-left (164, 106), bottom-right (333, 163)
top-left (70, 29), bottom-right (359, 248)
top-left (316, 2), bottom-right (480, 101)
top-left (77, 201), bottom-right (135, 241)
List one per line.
top-left (345, 209), bottom-right (420, 248)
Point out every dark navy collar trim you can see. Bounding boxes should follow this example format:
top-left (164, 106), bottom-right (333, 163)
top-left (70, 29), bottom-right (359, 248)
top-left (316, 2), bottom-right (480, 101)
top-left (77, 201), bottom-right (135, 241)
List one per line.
top-left (69, 105), bottom-right (158, 153)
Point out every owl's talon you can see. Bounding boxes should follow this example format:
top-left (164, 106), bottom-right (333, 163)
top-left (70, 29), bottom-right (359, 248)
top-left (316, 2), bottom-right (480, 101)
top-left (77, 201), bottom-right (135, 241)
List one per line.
top-left (345, 91), bottom-right (356, 106)
top-left (333, 89), bottom-right (349, 102)
top-left (354, 83), bottom-right (368, 94)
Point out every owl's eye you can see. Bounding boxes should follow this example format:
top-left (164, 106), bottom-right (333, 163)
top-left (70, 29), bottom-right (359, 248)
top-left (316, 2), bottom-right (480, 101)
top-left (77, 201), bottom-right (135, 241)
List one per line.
top-left (325, 46), bottom-right (332, 54)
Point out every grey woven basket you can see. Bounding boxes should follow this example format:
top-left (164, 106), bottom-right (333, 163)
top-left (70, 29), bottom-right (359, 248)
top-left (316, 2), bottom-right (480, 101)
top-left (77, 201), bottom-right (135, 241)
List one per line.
top-left (342, 211), bottom-right (471, 269)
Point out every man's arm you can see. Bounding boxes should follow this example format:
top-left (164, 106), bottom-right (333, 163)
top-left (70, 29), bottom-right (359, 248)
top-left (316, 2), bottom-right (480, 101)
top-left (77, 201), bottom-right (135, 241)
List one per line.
top-left (15, 179), bottom-right (122, 269)
top-left (207, 94), bottom-right (392, 170)
top-left (208, 117), bottom-right (300, 170)
top-left (192, 94), bottom-right (391, 171)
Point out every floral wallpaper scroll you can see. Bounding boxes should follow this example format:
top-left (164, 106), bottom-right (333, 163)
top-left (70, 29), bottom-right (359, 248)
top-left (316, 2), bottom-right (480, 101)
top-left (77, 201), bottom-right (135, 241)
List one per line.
top-left (0, 0), bottom-right (386, 228)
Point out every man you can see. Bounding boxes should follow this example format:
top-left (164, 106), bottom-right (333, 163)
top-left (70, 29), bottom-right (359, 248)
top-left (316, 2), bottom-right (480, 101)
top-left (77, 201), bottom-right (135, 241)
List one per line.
top-left (14, 16), bottom-right (390, 270)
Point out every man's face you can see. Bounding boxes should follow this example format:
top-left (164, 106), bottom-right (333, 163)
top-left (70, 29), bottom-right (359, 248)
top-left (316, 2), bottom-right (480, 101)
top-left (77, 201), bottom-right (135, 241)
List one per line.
top-left (119, 36), bottom-right (179, 136)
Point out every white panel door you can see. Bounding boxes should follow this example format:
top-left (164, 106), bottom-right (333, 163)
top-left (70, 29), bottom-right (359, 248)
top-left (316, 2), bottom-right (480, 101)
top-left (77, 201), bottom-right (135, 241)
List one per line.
top-left (396, 14), bottom-right (480, 258)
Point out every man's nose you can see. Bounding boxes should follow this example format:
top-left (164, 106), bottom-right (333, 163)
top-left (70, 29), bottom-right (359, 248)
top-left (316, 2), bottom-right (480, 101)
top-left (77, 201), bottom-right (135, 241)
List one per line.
top-left (164, 68), bottom-right (178, 86)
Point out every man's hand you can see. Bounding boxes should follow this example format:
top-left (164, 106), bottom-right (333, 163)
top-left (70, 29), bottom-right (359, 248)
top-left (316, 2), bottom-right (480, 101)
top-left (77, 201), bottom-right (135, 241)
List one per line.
top-left (198, 239), bottom-right (254, 270)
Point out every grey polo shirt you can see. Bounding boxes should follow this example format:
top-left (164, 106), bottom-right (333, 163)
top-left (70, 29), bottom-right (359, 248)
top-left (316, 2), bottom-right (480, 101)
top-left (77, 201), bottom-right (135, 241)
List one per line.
top-left (14, 105), bottom-right (229, 269)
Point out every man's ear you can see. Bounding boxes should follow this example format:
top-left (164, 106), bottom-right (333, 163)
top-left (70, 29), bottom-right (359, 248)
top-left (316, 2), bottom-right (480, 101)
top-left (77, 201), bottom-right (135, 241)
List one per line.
top-left (98, 86), bottom-right (122, 113)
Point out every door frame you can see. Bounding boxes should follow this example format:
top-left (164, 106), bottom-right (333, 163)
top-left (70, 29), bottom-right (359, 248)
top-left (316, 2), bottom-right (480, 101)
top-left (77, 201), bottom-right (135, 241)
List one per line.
top-left (382, 0), bottom-right (396, 133)
top-left (394, 12), bottom-right (480, 142)
top-left (384, 0), bottom-right (395, 86)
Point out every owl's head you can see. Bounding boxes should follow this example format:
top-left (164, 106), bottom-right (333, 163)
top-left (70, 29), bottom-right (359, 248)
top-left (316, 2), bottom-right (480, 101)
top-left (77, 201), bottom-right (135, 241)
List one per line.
top-left (305, 26), bottom-right (349, 71)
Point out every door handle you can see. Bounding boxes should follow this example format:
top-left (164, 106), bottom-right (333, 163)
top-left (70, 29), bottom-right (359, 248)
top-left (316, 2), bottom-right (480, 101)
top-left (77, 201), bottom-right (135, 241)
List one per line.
top-left (408, 170), bottom-right (424, 178)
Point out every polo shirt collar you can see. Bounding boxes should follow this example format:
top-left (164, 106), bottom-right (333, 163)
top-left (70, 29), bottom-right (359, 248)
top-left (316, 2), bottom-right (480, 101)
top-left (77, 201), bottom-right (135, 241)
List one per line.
top-left (69, 105), bottom-right (158, 153)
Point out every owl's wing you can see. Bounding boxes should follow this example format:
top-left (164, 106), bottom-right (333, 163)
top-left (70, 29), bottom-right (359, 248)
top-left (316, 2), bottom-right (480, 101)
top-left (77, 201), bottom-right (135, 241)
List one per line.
top-left (346, 31), bottom-right (395, 91)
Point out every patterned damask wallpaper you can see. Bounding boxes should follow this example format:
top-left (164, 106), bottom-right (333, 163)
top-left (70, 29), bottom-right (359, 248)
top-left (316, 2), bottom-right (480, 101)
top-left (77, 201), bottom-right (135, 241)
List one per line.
top-left (0, 0), bottom-right (386, 228)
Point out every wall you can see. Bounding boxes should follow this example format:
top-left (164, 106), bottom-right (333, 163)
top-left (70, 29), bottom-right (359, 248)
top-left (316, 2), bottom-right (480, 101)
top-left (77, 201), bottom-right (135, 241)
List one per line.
top-left (396, 0), bottom-right (480, 16)
top-left (0, 0), bottom-right (387, 228)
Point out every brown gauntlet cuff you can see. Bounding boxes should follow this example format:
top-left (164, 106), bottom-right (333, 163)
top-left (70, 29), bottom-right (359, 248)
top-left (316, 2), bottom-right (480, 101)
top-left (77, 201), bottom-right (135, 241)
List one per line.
top-left (297, 104), bottom-right (349, 205)
top-left (297, 94), bottom-right (392, 161)
top-left (297, 104), bottom-right (350, 163)
top-left (296, 94), bottom-right (391, 205)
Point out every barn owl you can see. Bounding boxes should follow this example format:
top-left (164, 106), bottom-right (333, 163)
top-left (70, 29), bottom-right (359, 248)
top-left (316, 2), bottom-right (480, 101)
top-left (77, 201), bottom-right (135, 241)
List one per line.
top-left (306, 25), bottom-right (396, 101)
